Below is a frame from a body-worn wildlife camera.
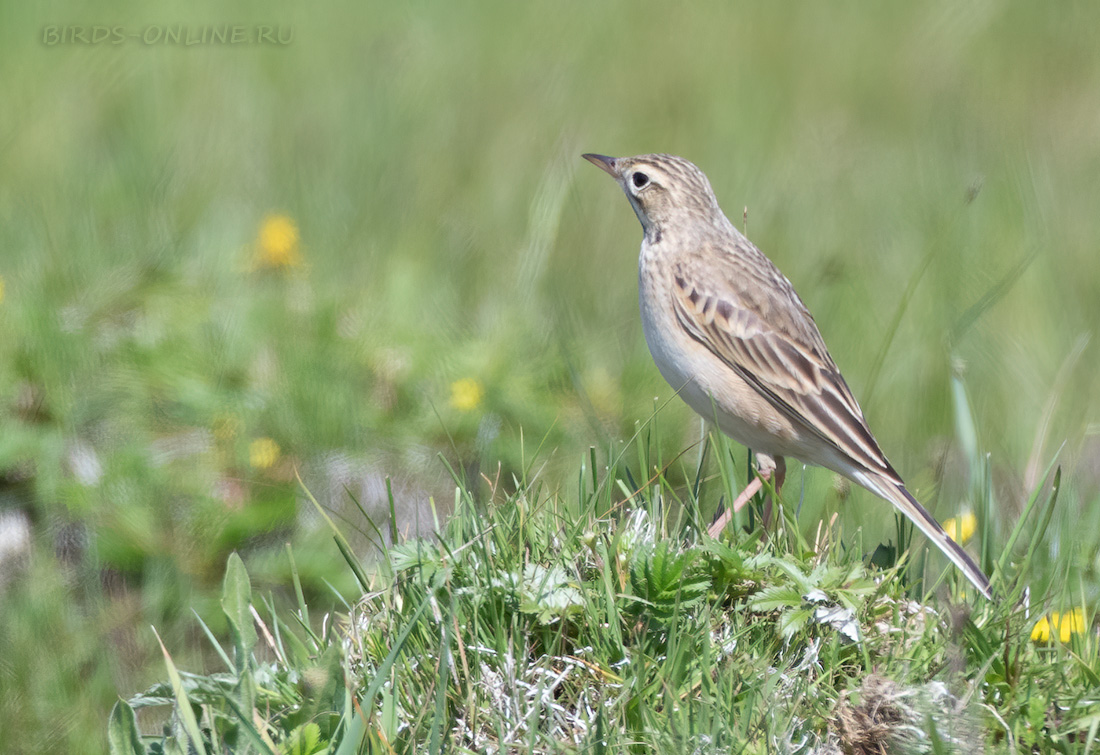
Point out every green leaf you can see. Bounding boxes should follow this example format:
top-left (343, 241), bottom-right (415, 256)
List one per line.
top-left (222, 552), bottom-right (258, 663)
top-left (777, 607), bottom-right (813, 638)
top-left (749, 585), bottom-right (802, 613)
top-left (107, 699), bottom-right (145, 755)
top-left (280, 723), bottom-right (323, 755)
top-left (515, 564), bottom-right (585, 624)
top-left (629, 541), bottom-right (710, 621)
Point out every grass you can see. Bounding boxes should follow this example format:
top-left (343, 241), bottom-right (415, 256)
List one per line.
top-left (2, 1), bottom-right (1100, 752)
top-left (115, 420), bottom-right (1098, 752)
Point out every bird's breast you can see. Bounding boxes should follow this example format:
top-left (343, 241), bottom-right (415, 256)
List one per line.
top-left (637, 247), bottom-right (807, 457)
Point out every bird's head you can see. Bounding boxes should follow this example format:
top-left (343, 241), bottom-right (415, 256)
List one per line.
top-left (582, 153), bottom-right (723, 242)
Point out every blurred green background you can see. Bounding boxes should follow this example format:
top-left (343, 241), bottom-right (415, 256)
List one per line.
top-left (3, 1), bottom-right (1100, 751)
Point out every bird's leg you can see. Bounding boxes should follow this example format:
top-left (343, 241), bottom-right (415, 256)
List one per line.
top-left (759, 455), bottom-right (786, 526)
top-left (706, 476), bottom-right (764, 537)
top-left (707, 454), bottom-right (785, 537)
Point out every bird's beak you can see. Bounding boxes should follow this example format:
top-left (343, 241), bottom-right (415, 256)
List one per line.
top-left (582, 153), bottom-right (619, 177)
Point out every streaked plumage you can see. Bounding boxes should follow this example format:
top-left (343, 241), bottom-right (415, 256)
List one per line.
top-left (583, 152), bottom-right (991, 599)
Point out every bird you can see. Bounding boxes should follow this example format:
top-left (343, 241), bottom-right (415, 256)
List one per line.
top-left (582, 152), bottom-right (992, 599)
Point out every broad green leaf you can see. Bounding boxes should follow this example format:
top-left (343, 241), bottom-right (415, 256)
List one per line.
top-left (107, 699), bottom-right (145, 755)
top-left (222, 552), bottom-right (258, 662)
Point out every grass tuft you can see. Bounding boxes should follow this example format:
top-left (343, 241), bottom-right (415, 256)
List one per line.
top-left (118, 421), bottom-right (1100, 753)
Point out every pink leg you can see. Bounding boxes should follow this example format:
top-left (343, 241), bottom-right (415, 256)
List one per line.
top-left (707, 474), bottom-right (765, 537)
top-left (760, 457), bottom-right (786, 527)
top-left (707, 455), bottom-right (785, 537)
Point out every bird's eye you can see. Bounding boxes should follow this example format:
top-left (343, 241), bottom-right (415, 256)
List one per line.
top-left (632, 172), bottom-right (649, 189)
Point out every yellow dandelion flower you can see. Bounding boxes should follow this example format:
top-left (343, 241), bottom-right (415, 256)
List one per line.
top-left (1031, 616), bottom-right (1052, 643)
top-left (1032, 608), bottom-right (1088, 643)
top-left (1059, 608), bottom-right (1088, 642)
top-left (249, 437), bottom-right (281, 470)
top-left (254, 214), bottom-right (302, 269)
top-left (449, 378), bottom-right (484, 412)
top-left (943, 512), bottom-right (977, 545)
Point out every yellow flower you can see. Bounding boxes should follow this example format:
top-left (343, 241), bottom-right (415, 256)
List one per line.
top-left (943, 512), bottom-right (977, 545)
top-left (249, 437), bottom-right (281, 470)
top-left (1031, 616), bottom-right (1052, 643)
top-left (449, 378), bottom-right (484, 412)
top-left (1032, 608), bottom-right (1088, 643)
top-left (254, 214), bottom-right (302, 269)
top-left (1060, 608), bottom-right (1088, 641)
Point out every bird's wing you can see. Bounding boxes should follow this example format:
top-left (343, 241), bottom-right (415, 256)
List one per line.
top-left (669, 242), bottom-right (899, 482)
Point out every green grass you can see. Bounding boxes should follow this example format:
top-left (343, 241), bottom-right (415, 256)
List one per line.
top-left (116, 426), bottom-right (1096, 752)
top-left (2, 1), bottom-right (1100, 752)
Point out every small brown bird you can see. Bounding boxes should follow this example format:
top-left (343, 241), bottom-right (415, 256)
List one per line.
top-left (583, 152), bottom-right (991, 599)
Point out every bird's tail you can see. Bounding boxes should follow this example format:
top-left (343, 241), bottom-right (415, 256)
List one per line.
top-left (855, 471), bottom-right (992, 599)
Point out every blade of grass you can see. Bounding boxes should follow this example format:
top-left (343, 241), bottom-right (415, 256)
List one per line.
top-left (190, 609), bottom-right (234, 672)
top-left (150, 626), bottom-right (206, 754)
top-left (386, 476), bottom-right (399, 544)
top-left (218, 692), bottom-right (279, 754)
top-left (1008, 468), bottom-right (1062, 604)
top-left (285, 543), bottom-right (310, 629)
top-left (336, 594), bottom-right (432, 755)
top-left (297, 469), bottom-right (372, 592)
top-left (427, 610), bottom-right (452, 755)
top-left (996, 448), bottom-right (1063, 589)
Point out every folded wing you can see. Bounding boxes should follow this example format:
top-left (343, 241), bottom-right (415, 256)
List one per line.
top-left (669, 242), bottom-right (899, 484)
